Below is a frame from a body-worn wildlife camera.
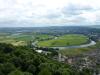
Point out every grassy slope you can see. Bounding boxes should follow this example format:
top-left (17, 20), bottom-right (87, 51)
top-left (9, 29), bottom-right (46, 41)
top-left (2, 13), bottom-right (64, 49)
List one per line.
top-left (37, 34), bottom-right (89, 47)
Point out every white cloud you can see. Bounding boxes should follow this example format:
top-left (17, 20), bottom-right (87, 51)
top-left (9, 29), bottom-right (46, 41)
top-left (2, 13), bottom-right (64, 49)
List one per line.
top-left (0, 0), bottom-right (100, 27)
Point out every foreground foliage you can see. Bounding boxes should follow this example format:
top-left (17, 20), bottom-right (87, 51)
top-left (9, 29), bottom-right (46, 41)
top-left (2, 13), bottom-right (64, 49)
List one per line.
top-left (0, 43), bottom-right (94, 75)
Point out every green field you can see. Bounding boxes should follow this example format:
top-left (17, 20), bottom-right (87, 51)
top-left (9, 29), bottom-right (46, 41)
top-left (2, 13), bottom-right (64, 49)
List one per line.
top-left (0, 33), bottom-right (33, 46)
top-left (59, 41), bottom-right (100, 56)
top-left (59, 48), bottom-right (91, 56)
top-left (37, 34), bottom-right (89, 47)
top-left (0, 33), bottom-right (53, 46)
top-left (35, 34), bottom-right (54, 40)
top-left (0, 33), bottom-right (89, 47)
top-left (0, 35), bottom-right (26, 46)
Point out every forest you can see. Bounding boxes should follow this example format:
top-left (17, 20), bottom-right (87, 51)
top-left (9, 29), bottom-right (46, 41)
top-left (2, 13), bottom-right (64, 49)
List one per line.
top-left (0, 43), bottom-right (95, 75)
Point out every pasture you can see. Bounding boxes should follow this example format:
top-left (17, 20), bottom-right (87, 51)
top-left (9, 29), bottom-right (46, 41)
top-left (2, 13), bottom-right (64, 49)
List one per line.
top-left (37, 34), bottom-right (89, 47)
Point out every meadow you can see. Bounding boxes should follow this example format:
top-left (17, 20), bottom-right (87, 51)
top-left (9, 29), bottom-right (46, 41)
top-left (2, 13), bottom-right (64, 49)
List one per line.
top-left (0, 33), bottom-right (53, 46)
top-left (37, 34), bottom-right (89, 47)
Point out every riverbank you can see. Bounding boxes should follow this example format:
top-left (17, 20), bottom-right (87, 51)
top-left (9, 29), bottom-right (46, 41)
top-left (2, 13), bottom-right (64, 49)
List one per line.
top-left (51, 40), bottom-right (96, 49)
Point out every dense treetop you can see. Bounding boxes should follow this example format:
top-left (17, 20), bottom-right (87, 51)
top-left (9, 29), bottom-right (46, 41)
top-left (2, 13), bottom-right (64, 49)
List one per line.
top-left (0, 43), bottom-right (94, 75)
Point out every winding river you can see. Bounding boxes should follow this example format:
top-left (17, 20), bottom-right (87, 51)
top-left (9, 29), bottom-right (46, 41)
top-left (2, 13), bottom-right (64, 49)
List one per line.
top-left (51, 40), bottom-right (96, 49)
top-left (32, 39), bottom-right (96, 49)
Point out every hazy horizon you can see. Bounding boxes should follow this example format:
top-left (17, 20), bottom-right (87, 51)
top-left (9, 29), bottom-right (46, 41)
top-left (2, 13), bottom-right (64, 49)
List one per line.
top-left (0, 25), bottom-right (99, 28)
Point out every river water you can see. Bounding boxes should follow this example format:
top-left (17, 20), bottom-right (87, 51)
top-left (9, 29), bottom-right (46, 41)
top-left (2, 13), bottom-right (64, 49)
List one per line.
top-left (52, 40), bottom-right (96, 49)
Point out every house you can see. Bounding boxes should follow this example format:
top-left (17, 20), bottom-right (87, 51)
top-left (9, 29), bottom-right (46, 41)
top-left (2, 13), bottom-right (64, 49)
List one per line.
top-left (35, 50), bottom-right (51, 55)
top-left (36, 50), bottom-right (43, 53)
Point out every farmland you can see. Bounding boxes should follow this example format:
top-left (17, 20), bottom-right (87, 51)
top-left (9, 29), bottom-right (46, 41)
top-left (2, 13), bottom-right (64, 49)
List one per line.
top-left (0, 33), bottom-right (54, 46)
top-left (37, 34), bottom-right (89, 47)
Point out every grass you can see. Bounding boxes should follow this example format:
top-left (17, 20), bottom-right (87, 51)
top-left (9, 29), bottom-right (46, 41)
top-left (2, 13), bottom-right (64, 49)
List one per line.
top-left (35, 34), bottom-right (54, 40)
top-left (0, 33), bottom-right (54, 46)
top-left (59, 48), bottom-right (91, 56)
top-left (0, 33), bottom-right (33, 46)
top-left (13, 35), bottom-right (34, 41)
top-left (37, 34), bottom-right (89, 47)
top-left (59, 41), bottom-right (100, 56)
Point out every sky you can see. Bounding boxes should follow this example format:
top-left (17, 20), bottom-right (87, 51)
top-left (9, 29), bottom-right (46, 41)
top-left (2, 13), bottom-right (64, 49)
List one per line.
top-left (0, 0), bottom-right (100, 27)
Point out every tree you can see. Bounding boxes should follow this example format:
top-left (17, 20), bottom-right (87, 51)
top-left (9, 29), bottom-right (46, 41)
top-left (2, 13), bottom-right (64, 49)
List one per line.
top-left (79, 68), bottom-right (94, 75)
top-left (0, 63), bottom-right (16, 75)
top-left (38, 68), bottom-right (52, 75)
top-left (61, 69), bottom-right (70, 75)
top-left (8, 70), bottom-right (24, 75)
top-left (0, 43), bottom-right (14, 53)
top-left (27, 65), bottom-right (36, 74)
top-left (23, 72), bottom-right (33, 75)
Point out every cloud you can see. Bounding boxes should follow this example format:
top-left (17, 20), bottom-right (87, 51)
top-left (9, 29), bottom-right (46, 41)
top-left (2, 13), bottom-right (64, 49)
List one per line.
top-left (0, 0), bottom-right (100, 27)
top-left (62, 4), bottom-right (93, 16)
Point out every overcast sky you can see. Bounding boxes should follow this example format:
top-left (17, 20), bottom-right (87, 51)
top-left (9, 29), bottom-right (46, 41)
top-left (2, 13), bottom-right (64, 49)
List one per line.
top-left (0, 0), bottom-right (100, 27)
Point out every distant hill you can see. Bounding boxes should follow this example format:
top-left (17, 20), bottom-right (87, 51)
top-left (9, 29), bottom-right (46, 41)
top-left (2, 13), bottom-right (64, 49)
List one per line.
top-left (88, 25), bottom-right (100, 29)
